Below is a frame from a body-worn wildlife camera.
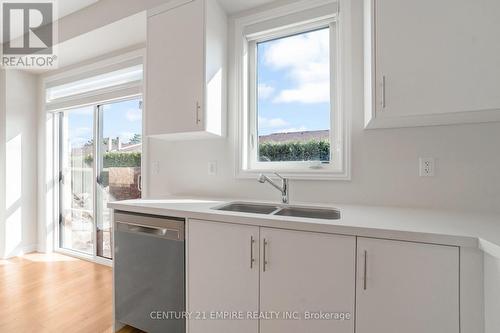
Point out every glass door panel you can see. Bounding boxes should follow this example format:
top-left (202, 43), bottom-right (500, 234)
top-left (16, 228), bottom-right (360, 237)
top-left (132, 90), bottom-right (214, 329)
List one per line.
top-left (96, 98), bottom-right (143, 259)
top-left (59, 107), bottom-right (95, 255)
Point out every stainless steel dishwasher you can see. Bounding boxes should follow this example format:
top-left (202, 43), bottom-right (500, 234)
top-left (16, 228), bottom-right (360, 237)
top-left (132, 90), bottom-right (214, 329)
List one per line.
top-left (114, 211), bottom-right (185, 333)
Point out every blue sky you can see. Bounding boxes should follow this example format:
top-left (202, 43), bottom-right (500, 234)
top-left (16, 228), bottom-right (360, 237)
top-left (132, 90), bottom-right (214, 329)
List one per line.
top-left (257, 27), bottom-right (331, 136)
top-left (102, 99), bottom-right (142, 141)
top-left (67, 99), bottom-right (142, 148)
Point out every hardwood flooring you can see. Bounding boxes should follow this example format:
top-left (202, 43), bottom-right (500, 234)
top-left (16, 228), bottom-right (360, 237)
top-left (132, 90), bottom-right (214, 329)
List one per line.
top-left (0, 253), bottom-right (117, 333)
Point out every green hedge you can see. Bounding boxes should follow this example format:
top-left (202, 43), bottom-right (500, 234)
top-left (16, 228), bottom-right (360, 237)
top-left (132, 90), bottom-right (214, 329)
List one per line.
top-left (82, 142), bottom-right (328, 166)
top-left (84, 152), bottom-right (141, 167)
top-left (259, 140), bottom-right (330, 162)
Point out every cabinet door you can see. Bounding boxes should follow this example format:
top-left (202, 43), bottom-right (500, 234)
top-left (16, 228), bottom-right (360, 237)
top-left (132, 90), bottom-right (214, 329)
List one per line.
top-left (371, 0), bottom-right (500, 127)
top-left (356, 238), bottom-right (459, 333)
top-left (147, 0), bottom-right (205, 136)
top-left (187, 220), bottom-right (259, 333)
top-left (260, 228), bottom-right (355, 333)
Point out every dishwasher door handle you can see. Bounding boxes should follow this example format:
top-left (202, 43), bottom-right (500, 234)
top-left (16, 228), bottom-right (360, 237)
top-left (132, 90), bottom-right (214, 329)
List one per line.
top-left (116, 221), bottom-right (182, 241)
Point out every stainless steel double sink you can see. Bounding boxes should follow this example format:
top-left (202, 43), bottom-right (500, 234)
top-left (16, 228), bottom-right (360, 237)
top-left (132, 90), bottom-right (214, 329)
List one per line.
top-left (213, 202), bottom-right (341, 220)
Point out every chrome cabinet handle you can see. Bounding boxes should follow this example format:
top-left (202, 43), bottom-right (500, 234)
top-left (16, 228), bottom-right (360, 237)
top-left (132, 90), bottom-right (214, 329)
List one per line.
top-left (381, 76), bottom-right (386, 109)
top-left (250, 236), bottom-right (256, 269)
top-left (363, 250), bottom-right (368, 290)
top-left (196, 101), bottom-right (201, 124)
top-left (263, 239), bottom-right (268, 272)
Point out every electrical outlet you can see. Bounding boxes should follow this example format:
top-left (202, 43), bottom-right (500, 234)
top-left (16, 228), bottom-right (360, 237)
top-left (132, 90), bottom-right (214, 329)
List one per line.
top-left (419, 157), bottom-right (435, 177)
top-left (208, 160), bottom-right (217, 176)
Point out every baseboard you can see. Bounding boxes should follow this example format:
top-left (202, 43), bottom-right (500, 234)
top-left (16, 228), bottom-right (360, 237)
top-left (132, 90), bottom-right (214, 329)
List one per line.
top-left (37, 245), bottom-right (53, 254)
top-left (1, 243), bottom-right (38, 259)
top-left (23, 244), bottom-right (38, 254)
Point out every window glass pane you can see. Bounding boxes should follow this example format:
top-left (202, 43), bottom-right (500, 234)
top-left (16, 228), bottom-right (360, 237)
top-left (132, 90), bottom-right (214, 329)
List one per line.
top-left (46, 64), bottom-right (143, 102)
top-left (257, 28), bottom-right (331, 163)
top-left (96, 99), bottom-right (143, 259)
top-left (60, 106), bottom-right (95, 254)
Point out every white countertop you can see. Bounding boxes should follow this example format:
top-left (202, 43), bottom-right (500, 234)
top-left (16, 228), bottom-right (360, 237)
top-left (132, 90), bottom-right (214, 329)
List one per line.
top-left (108, 198), bottom-right (500, 258)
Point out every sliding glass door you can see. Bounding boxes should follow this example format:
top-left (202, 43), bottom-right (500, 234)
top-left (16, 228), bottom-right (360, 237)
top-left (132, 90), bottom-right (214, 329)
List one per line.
top-left (59, 107), bottom-right (95, 255)
top-left (96, 99), bottom-right (143, 258)
top-left (59, 98), bottom-right (143, 260)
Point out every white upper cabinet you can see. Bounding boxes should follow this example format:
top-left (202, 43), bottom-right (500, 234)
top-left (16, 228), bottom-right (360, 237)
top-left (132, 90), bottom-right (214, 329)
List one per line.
top-left (356, 238), bottom-right (459, 333)
top-left (364, 0), bottom-right (500, 128)
top-left (146, 0), bottom-right (227, 139)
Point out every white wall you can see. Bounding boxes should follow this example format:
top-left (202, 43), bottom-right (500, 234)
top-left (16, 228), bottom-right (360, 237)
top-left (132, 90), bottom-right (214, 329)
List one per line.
top-left (36, 76), bottom-right (55, 254)
top-left (0, 69), bottom-right (6, 258)
top-left (484, 253), bottom-right (500, 333)
top-left (0, 70), bottom-right (38, 258)
top-left (147, 0), bottom-right (500, 214)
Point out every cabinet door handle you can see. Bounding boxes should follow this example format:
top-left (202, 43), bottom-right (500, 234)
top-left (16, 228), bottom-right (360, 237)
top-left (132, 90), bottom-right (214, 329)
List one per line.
top-left (196, 101), bottom-right (201, 124)
top-left (381, 76), bottom-right (387, 109)
top-left (263, 239), bottom-right (268, 272)
top-left (250, 236), bottom-right (256, 269)
top-left (363, 250), bottom-right (368, 290)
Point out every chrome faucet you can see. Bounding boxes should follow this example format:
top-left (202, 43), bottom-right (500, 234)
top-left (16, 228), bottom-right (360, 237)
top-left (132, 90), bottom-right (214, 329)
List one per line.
top-left (258, 172), bottom-right (289, 204)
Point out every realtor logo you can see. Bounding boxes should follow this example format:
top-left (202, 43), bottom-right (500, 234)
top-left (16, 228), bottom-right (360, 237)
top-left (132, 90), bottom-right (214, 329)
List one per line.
top-left (2, 1), bottom-right (57, 68)
top-left (3, 2), bottom-right (53, 54)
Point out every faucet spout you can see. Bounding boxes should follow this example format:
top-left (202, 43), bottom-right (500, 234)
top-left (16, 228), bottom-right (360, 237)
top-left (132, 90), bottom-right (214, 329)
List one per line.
top-left (257, 173), bottom-right (289, 204)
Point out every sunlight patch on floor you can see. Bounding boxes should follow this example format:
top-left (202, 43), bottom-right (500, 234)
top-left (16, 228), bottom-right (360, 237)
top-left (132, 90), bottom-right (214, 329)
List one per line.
top-left (21, 252), bottom-right (80, 262)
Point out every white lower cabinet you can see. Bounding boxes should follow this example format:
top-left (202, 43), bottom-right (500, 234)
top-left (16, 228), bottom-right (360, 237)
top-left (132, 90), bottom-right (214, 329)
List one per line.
top-left (188, 220), bottom-right (460, 333)
top-left (187, 220), bottom-right (355, 333)
top-left (187, 220), bottom-right (259, 333)
top-left (259, 227), bottom-right (356, 333)
top-left (356, 237), bottom-right (460, 333)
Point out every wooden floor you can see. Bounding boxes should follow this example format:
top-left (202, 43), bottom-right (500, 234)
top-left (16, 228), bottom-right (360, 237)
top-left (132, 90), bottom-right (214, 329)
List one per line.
top-left (0, 252), bottom-right (144, 333)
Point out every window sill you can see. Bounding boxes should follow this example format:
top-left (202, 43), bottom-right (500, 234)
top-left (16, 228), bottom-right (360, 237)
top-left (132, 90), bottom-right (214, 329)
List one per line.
top-left (236, 168), bottom-right (351, 181)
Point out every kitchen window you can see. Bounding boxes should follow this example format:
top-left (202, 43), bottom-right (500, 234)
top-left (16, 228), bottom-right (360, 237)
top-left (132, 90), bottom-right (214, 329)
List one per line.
top-left (236, 1), bottom-right (350, 179)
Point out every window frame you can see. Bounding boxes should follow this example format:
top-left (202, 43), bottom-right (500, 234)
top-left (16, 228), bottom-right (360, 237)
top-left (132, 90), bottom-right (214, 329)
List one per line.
top-left (55, 96), bottom-right (143, 262)
top-left (44, 49), bottom-right (144, 112)
top-left (41, 49), bottom-right (147, 266)
top-left (234, 0), bottom-right (351, 180)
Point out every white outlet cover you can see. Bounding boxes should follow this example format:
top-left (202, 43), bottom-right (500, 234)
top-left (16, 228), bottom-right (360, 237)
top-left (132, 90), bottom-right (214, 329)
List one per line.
top-left (208, 161), bottom-right (217, 176)
top-left (419, 157), bottom-right (435, 177)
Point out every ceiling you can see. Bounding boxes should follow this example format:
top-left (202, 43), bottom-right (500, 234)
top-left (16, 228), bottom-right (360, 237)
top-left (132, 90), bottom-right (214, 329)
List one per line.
top-left (18, 0), bottom-right (280, 73)
top-left (0, 0), bottom-right (277, 44)
top-left (32, 11), bottom-right (146, 73)
top-left (56, 0), bottom-right (278, 17)
top-left (0, 0), bottom-right (99, 21)
top-left (0, 0), bottom-right (100, 43)
top-left (218, 0), bottom-right (277, 14)
top-left (55, 0), bottom-right (100, 19)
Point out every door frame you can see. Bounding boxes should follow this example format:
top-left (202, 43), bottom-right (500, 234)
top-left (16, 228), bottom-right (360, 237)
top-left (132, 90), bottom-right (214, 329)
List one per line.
top-left (53, 95), bottom-right (143, 266)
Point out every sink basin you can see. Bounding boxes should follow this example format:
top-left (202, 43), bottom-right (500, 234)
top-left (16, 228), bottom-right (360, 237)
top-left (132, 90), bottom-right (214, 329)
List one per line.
top-left (274, 206), bottom-right (341, 220)
top-left (213, 202), bottom-right (341, 220)
top-left (215, 202), bottom-right (279, 214)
